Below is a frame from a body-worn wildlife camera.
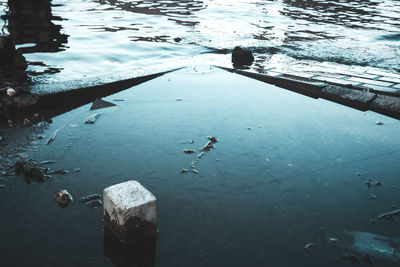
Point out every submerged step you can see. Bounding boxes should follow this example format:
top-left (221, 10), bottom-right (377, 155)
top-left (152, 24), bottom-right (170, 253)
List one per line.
top-left (103, 180), bottom-right (157, 244)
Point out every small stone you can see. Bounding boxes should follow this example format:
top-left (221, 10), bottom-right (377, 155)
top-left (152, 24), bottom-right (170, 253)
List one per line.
top-left (191, 169), bottom-right (199, 174)
top-left (374, 181), bottom-right (382, 186)
top-left (176, 98), bottom-right (183, 101)
top-left (73, 168), bottom-right (81, 173)
top-left (232, 46), bottom-right (254, 67)
top-left (6, 88), bottom-right (16, 97)
top-left (356, 172), bottom-right (361, 176)
top-left (56, 190), bottom-right (73, 207)
top-left (376, 121), bottom-right (384, 125)
top-left (174, 37), bottom-right (182, 42)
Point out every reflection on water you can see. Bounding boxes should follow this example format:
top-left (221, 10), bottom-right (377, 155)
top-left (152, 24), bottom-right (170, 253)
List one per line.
top-left (104, 227), bottom-right (157, 267)
top-left (0, 0), bottom-right (399, 82)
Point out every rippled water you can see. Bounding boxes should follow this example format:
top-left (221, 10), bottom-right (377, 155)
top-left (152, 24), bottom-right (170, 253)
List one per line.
top-left (1, 0), bottom-right (399, 83)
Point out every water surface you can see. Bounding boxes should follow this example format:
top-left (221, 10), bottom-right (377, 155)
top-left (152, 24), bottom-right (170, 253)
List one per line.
top-left (1, 0), bottom-right (399, 83)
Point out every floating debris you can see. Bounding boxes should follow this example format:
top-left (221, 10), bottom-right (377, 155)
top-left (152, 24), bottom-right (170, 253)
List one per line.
top-left (79, 194), bottom-right (101, 202)
top-left (47, 129), bottom-right (60, 145)
top-left (47, 169), bottom-right (69, 175)
top-left (86, 199), bottom-right (102, 208)
top-left (200, 140), bottom-right (215, 152)
top-left (56, 190), bottom-right (73, 207)
top-left (90, 98), bottom-right (116, 110)
top-left (356, 173), bottom-right (361, 176)
top-left (374, 181), bottom-right (382, 186)
top-left (38, 160), bottom-right (56, 165)
top-left (69, 124), bottom-right (78, 128)
top-left (197, 152), bottom-right (204, 159)
top-left (378, 209), bottom-right (400, 221)
top-left (365, 179), bottom-right (372, 188)
top-left (191, 169), bottom-right (199, 174)
top-left (370, 194), bottom-right (377, 199)
top-left (304, 242), bottom-right (314, 252)
top-left (176, 98), bottom-right (183, 101)
top-left (113, 99), bottom-right (124, 101)
top-left (207, 136), bottom-right (218, 143)
top-left (72, 168), bottom-right (81, 173)
top-left (84, 113), bottom-right (100, 124)
top-left (15, 161), bottom-right (44, 183)
top-left (184, 148), bottom-right (196, 154)
top-left (180, 168), bottom-right (189, 174)
top-left (0, 184), bottom-right (5, 189)
top-left (376, 121), bottom-right (384, 125)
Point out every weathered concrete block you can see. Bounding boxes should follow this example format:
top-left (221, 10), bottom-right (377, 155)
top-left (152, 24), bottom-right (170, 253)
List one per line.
top-left (103, 180), bottom-right (157, 244)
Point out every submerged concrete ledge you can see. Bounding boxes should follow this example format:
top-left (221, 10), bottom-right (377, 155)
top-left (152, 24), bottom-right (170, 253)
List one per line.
top-left (215, 65), bottom-right (400, 120)
top-left (0, 63), bottom-right (183, 122)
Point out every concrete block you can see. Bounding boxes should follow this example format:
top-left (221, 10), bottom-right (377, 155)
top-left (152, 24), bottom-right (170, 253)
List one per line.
top-left (103, 180), bottom-right (157, 244)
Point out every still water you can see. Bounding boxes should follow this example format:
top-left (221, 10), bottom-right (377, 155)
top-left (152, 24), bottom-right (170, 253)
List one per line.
top-left (0, 0), bottom-right (399, 83)
top-left (1, 66), bottom-right (400, 267)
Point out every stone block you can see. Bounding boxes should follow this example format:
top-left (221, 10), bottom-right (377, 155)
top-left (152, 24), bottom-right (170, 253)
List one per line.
top-left (103, 180), bottom-right (157, 244)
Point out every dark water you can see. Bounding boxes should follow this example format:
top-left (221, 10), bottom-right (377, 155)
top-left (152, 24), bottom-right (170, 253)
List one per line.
top-left (1, 0), bottom-right (399, 83)
top-left (1, 67), bottom-right (400, 266)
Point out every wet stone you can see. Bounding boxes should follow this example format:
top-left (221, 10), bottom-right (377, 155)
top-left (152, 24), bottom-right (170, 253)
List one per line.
top-left (103, 180), bottom-right (157, 244)
top-left (231, 46), bottom-right (254, 67)
top-left (56, 190), bottom-right (73, 207)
